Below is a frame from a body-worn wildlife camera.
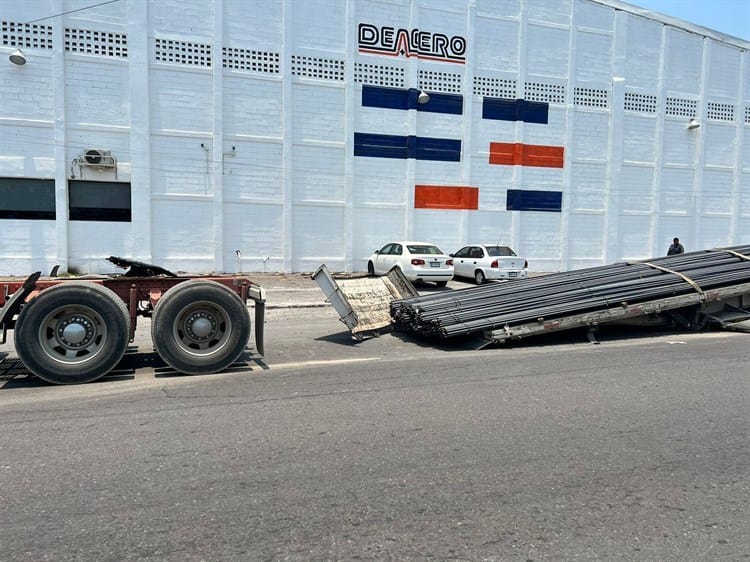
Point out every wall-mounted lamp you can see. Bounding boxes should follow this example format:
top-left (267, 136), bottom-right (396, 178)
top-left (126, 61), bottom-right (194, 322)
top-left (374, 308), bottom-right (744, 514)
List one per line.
top-left (9, 49), bottom-right (26, 65)
top-left (417, 91), bottom-right (430, 104)
top-left (687, 118), bottom-right (700, 130)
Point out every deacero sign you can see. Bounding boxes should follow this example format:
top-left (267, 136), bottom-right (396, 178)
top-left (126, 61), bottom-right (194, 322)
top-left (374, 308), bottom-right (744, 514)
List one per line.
top-left (358, 23), bottom-right (466, 64)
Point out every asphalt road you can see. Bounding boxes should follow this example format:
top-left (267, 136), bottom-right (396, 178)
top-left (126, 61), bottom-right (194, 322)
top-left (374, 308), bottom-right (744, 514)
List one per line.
top-left (1, 300), bottom-right (750, 560)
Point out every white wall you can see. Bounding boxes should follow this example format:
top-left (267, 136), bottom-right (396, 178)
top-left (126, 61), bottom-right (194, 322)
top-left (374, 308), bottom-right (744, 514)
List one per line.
top-left (0, 0), bottom-right (748, 275)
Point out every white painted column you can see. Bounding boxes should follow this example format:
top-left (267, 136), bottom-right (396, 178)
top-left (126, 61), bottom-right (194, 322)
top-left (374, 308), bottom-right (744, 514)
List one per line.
top-left (461, 0), bottom-right (477, 246)
top-left (212, 0), bottom-right (225, 272)
top-left (648, 24), bottom-right (668, 257)
top-left (52, 0), bottom-right (68, 271)
top-left (343, 0), bottom-right (356, 272)
top-left (560, 3), bottom-right (579, 270)
top-left (404, 0), bottom-right (419, 240)
top-left (127, 0), bottom-right (152, 263)
top-left (603, 12), bottom-right (626, 264)
top-left (689, 39), bottom-right (710, 246)
top-left (513, 1), bottom-right (528, 257)
top-left (729, 49), bottom-right (747, 244)
top-left (281, 0), bottom-right (294, 271)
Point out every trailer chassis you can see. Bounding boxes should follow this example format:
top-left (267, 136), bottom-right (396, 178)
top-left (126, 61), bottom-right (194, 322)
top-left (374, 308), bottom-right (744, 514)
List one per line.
top-left (484, 280), bottom-right (750, 344)
top-left (0, 257), bottom-right (265, 385)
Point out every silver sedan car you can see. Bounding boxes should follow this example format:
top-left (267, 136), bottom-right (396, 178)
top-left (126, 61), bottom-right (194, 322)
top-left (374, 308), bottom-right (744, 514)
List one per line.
top-left (451, 244), bottom-right (528, 284)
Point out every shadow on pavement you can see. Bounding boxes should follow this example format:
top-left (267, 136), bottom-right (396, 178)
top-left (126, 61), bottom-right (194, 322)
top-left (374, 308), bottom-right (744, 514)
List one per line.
top-left (0, 345), bottom-right (263, 389)
top-left (315, 330), bottom-right (372, 345)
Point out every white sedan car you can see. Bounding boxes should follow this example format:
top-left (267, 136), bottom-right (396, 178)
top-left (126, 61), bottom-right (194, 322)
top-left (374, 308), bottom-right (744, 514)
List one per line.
top-left (367, 241), bottom-right (454, 286)
top-left (451, 244), bottom-right (528, 284)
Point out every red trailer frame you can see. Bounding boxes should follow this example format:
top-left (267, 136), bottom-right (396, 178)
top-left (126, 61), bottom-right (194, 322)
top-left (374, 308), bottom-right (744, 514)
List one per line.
top-left (0, 257), bottom-right (265, 385)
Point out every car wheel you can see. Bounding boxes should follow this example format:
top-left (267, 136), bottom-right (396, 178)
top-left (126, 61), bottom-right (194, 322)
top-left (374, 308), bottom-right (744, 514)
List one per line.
top-left (367, 261), bottom-right (375, 276)
top-left (474, 270), bottom-right (486, 285)
top-left (435, 281), bottom-right (448, 287)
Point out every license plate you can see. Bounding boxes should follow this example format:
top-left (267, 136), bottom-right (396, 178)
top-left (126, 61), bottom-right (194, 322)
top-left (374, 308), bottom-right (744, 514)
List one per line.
top-left (430, 261), bottom-right (441, 268)
top-left (509, 271), bottom-right (517, 277)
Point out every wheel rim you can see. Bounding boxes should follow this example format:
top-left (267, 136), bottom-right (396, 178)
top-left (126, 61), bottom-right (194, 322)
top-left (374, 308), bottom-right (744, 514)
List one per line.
top-left (37, 305), bottom-right (108, 365)
top-left (171, 300), bottom-right (233, 357)
top-left (476, 271), bottom-right (484, 284)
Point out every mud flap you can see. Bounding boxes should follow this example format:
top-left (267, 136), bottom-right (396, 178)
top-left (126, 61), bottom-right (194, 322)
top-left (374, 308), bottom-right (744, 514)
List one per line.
top-left (0, 272), bottom-right (41, 344)
top-left (254, 300), bottom-right (265, 356)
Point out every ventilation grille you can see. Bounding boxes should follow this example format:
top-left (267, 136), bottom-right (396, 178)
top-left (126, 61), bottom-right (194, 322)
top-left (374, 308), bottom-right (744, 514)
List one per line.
top-left (745, 106), bottom-right (750, 125)
top-left (706, 102), bottom-right (734, 122)
top-left (155, 38), bottom-right (212, 67)
top-left (1, 21), bottom-right (53, 49)
top-left (418, 70), bottom-right (462, 94)
top-left (574, 87), bottom-right (608, 108)
top-left (624, 92), bottom-right (656, 114)
top-left (291, 55), bottom-right (344, 80)
top-left (354, 62), bottom-right (405, 87)
top-left (665, 97), bottom-right (697, 118)
top-left (524, 82), bottom-right (565, 104)
top-left (65, 28), bottom-right (127, 58)
top-left (223, 47), bottom-right (279, 74)
top-left (473, 76), bottom-right (517, 98)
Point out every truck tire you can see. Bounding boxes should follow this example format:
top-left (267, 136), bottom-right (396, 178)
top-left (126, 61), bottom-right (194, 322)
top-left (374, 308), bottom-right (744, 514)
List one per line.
top-left (151, 280), bottom-right (251, 375)
top-left (14, 282), bottom-right (130, 384)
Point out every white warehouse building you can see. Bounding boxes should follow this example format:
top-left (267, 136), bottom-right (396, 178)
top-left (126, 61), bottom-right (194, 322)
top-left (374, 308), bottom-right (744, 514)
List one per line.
top-left (0, 0), bottom-right (748, 275)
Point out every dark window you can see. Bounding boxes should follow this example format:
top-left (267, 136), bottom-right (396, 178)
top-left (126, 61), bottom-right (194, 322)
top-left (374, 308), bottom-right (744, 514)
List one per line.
top-left (486, 246), bottom-right (516, 257)
top-left (0, 177), bottom-right (56, 220)
top-left (69, 180), bottom-right (131, 222)
top-left (407, 244), bottom-right (442, 255)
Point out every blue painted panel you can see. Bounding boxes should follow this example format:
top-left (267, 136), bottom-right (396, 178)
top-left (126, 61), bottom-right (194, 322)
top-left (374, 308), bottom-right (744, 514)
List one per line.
top-left (482, 98), bottom-right (515, 121)
top-left (362, 85), bottom-right (409, 110)
top-left (415, 136), bottom-right (461, 161)
top-left (354, 132), bottom-right (408, 159)
top-left (506, 189), bottom-right (562, 212)
top-left (362, 85), bottom-right (463, 115)
top-left (354, 133), bottom-right (461, 161)
top-left (417, 90), bottom-right (463, 115)
top-left (482, 98), bottom-right (549, 124)
top-left (518, 100), bottom-right (549, 124)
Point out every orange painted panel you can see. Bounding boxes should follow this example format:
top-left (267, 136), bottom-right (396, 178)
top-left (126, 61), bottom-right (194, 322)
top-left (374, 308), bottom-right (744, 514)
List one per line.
top-left (414, 185), bottom-right (479, 210)
top-left (489, 142), bottom-right (564, 168)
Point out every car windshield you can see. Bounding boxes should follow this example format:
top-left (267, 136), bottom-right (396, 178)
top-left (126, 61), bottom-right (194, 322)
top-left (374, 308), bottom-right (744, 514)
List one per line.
top-left (485, 246), bottom-right (516, 257)
top-left (407, 244), bottom-right (443, 255)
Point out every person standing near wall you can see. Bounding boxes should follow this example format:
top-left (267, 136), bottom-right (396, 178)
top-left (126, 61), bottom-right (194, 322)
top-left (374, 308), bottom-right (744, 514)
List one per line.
top-left (667, 237), bottom-right (685, 256)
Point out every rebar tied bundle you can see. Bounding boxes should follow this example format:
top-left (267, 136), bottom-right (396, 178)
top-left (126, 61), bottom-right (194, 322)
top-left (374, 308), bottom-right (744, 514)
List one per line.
top-left (390, 245), bottom-right (750, 339)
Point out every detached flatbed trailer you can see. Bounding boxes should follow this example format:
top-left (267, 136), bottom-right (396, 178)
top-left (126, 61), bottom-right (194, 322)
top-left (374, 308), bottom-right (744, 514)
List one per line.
top-left (391, 247), bottom-right (750, 346)
top-left (0, 257), bottom-right (265, 385)
top-left (485, 280), bottom-right (750, 344)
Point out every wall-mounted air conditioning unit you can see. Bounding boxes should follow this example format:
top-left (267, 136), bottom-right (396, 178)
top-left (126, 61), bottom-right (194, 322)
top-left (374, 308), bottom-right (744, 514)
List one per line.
top-left (82, 149), bottom-right (116, 167)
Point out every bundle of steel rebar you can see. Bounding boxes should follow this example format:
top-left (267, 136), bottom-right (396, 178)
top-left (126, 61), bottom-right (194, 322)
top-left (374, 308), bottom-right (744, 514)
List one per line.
top-left (390, 245), bottom-right (750, 339)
